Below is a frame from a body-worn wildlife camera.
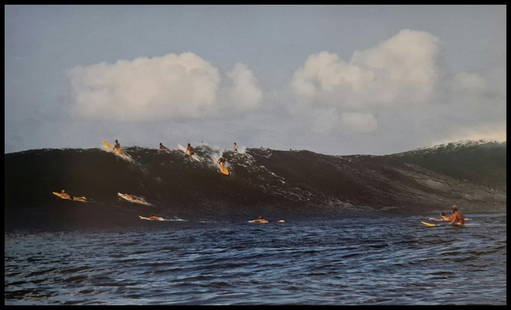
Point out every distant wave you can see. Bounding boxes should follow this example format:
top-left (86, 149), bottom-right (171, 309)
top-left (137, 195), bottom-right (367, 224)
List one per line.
top-left (5, 141), bottom-right (506, 231)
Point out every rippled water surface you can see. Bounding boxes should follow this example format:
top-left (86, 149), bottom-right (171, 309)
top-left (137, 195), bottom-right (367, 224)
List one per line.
top-left (5, 214), bottom-right (506, 305)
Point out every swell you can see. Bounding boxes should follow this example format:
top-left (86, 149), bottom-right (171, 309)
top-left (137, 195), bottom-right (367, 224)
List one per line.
top-left (4, 142), bottom-right (506, 231)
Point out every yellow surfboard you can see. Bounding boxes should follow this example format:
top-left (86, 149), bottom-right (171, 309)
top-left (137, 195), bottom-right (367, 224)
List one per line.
top-left (138, 215), bottom-right (167, 221)
top-left (219, 164), bottom-right (230, 176)
top-left (102, 140), bottom-right (133, 161)
top-left (420, 221), bottom-right (439, 227)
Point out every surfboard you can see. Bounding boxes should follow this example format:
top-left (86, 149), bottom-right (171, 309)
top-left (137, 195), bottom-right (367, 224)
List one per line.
top-left (138, 215), bottom-right (167, 221)
top-left (159, 143), bottom-right (172, 153)
top-left (52, 192), bottom-right (88, 202)
top-left (177, 144), bottom-right (201, 162)
top-left (428, 217), bottom-right (472, 222)
top-left (72, 196), bottom-right (88, 202)
top-left (219, 164), bottom-right (230, 176)
top-left (118, 193), bottom-right (152, 206)
top-left (102, 140), bottom-right (133, 162)
top-left (420, 221), bottom-right (439, 227)
top-left (53, 191), bottom-right (72, 200)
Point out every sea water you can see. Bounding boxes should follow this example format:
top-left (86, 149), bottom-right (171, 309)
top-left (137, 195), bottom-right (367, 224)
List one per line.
top-left (4, 213), bottom-right (506, 305)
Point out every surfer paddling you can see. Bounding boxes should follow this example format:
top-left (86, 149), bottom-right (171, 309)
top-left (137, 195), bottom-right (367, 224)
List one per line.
top-left (449, 205), bottom-right (465, 226)
top-left (249, 216), bottom-right (269, 223)
top-left (60, 189), bottom-right (72, 200)
top-left (159, 143), bottom-right (171, 152)
top-left (431, 212), bottom-right (452, 222)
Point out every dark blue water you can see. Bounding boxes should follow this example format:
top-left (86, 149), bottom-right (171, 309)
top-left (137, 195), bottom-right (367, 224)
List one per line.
top-left (4, 213), bottom-right (506, 305)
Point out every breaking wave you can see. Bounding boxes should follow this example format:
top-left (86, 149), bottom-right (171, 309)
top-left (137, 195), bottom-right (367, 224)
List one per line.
top-left (5, 141), bottom-right (506, 231)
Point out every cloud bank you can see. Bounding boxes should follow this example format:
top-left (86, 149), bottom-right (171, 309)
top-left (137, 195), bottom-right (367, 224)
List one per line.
top-left (68, 53), bottom-right (262, 121)
top-left (288, 29), bottom-right (503, 145)
top-left (291, 29), bottom-right (440, 108)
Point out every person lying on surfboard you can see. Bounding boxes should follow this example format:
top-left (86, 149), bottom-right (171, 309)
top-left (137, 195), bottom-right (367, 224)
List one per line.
top-left (431, 212), bottom-right (452, 222)
top-left (449, 205), bottom-right (465, 226)
top-left (186, 143), bottom-right (195, 156)
top-left (250, 216), bottom-right (269, 223)
top-left (159, 143), bottom-right (171, 152)
top-left (60, 189), bottom-right (73, 200)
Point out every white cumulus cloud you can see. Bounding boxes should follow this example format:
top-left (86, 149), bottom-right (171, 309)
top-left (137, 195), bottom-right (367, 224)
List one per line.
top-left (227, 63), bottom-right (263, 110)
top-left (68, 53), bottom-right (263, 122)
top-left (291, 29), bottom-right (441, 108)
top-left (449, 72), bottom-right (487, 94)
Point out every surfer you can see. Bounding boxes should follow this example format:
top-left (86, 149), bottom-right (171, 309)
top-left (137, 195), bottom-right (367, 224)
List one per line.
top-left (159, 142), bottom-right (171, 152)
top-left (217, 157), bottom-right (226, 166)
top-left (250, 216), bottom-right (269, 223)
top-left (233, 142), bottom-right (238, 152)
top-left (60, 189), bottom-right (73, 200)
top-left (186, 143), bottom-right (195, 156)
top-left (124, 194), bottom-right (137, 201)
top-left (113, 139), bottom-right (121, 152)
top-left (440, 212), bottom-right (451, 221)
top-left (449, 205), bottom-right (465, 226)
top-left (431, 212), bottom-right (451, 222)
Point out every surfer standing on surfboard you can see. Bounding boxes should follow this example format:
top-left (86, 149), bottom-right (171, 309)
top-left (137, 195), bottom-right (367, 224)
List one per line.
top-left (186, 143), bottom-right (195, 156)
top-left (449, 205), bottom-right (465, 226)
top-left (113, 140), bottom-right (121, 152)
top-left (218, 157), bottom-right (226, 167)
top-left (233, 142), bottom-right (238, 153)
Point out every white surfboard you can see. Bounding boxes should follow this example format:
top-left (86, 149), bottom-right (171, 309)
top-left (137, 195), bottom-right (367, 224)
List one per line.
top-left (118, 193), bottom-right (152, 206)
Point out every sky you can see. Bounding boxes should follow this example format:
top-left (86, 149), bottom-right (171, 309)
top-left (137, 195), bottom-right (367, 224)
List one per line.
top-left (5, 5), bottom-right (506, 155)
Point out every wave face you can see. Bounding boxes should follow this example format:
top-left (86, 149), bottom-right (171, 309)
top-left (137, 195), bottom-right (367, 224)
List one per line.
top-left (386, 141), bottom-right (506, 191)
top-left (5, 142), bottom-right (506, 231)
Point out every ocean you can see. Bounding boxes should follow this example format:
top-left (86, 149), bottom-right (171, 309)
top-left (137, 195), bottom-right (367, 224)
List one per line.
top-left (4, 213), bottom-right (506, 305)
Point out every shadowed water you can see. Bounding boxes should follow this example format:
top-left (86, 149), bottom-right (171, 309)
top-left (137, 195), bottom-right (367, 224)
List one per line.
top-left (5, 213), bottom-right (506, 305)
